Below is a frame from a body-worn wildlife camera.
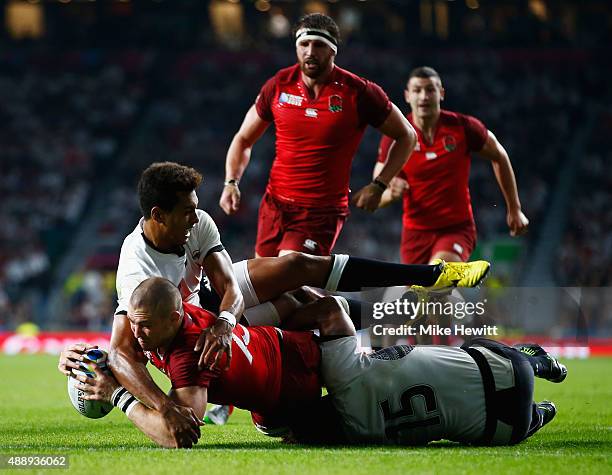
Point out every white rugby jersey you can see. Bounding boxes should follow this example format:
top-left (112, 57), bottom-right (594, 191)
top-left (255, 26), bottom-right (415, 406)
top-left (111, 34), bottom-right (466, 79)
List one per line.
top-left (321, 337), bottom-right (515, 445)
top-left (114, 209), bottom-right (222, 315)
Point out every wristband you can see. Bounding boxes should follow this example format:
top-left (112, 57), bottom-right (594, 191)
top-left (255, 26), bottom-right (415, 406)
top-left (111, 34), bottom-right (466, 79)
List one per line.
top-left (111, 386), bottom-right (140, 415)
top-left (371, 178), bottom-right (388, 192)
top-left (217, 311), bottom-right (236, 327)
top-left (125, 400), bottom-right (141, 418)
top-left (224, 179), bottom-right (239, 187)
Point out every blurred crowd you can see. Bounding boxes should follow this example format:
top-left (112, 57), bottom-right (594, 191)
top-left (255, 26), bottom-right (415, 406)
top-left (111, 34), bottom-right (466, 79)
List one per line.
top-left (558, 115), bottom-right (612, 287)
top-left (0, 1), bottom-right (609, 331)
top-left (0, 49), bottom-right (151, 330)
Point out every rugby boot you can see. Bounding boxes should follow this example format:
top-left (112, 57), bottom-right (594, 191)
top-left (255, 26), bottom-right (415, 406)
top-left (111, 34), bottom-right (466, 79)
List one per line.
top-left (430, 259), bottom-right (490, 289)
top-left (515, 343), bottom-right (568, 383)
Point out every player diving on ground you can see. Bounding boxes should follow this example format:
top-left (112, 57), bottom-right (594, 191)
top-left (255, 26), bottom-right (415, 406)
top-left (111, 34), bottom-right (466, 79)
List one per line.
top-left (70, 277), bottom-right (567, 448)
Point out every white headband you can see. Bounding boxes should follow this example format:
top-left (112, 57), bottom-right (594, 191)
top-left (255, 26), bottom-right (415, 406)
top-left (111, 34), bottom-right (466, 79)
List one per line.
top-left (295, 28), bottom-right (338, 54)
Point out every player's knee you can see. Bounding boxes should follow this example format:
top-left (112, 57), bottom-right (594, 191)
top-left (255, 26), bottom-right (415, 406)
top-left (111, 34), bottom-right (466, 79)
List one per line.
top-left (281, 252), bottom-right (322, 279)
top-left (289, 286), bottom-right (323, 304)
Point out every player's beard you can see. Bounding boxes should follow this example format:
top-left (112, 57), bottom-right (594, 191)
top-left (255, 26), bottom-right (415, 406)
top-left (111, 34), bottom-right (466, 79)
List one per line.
top-left (300, 56), bottom-right (331, 79)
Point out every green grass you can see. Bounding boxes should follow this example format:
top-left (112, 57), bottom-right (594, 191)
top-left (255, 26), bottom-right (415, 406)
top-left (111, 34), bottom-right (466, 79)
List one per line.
top-left (0, 355), bottom-right (611, 475)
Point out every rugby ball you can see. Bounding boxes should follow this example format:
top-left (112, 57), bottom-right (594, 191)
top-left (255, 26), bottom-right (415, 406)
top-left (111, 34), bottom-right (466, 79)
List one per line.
top-left (67, 349), bottom-right (114, 419)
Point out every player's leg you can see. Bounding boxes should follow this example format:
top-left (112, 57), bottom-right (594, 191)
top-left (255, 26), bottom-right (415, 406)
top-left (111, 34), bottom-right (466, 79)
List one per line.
top-left (282, 292), bottom-right (356, 337)
top-left (254, 192), bottom-right (284, 258)
top-left (513, 343), bottom-right (568, 383)
top-left (428, 221), bottom-right (487, 287)
top-left (241, 287), bottom-right (314, 327)
top-left (277, 204), bottom-right (347, 257)
top-left (428, 235), bottom-right (466, 343)
top-left (247, 285), bottom-right (355, 336)
top-left (429, 220), bottom-right (477, 264)
top-left (430, 250), bottom-right (462, 262)
top-left (462, 339), bottom-right (535, 444)
top-left (426, 223), bottom-right (479, 344)
top-left (400, 227), bottom-right (436, 265)
top-left (245, 253), bottom-right (440, 302)
top-left (242, 252), bottom-right (489, 307)
top-left (465, 339), bottom-right (560, 444)
top-left (524, 401), bottom-right (557, 440)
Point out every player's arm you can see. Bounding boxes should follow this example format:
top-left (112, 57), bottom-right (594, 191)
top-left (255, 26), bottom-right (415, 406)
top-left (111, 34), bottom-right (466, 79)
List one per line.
top-left (478, 130), bottom-right (529, 236)
top-left (76, 363), bottom-right (205, 449)
top-left (372, 161), bottom-right (408, 208)
top-left (125, 387), bottom-right (206, 448)
top-left (375, 104), bottom-right (417, 186)
top-left (220, 105), bottom-right (270, 215)
top-left (107, 315), bottom-right (202, 444)
top-left (352, 104), bottom-right (416, 212)
top-left (194, 249), bottom-right (244, 370)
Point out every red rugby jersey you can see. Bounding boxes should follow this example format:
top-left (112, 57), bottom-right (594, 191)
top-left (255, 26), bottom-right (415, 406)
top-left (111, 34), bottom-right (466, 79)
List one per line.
top-left (145, 303), bottom-right (282, 412)
top-left (256, 64), bottom-right (392, 208)
top-left (145, 302), bottom-right (320, 416)
top-left (377, 110), bottom-right (487, 230)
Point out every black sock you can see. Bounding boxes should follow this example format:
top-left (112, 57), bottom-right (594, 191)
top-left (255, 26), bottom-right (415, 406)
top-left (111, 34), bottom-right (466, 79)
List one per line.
top-left (336, 257), bottom-right (441, 291)
top-left (525, 403), bottom-right (543, 439)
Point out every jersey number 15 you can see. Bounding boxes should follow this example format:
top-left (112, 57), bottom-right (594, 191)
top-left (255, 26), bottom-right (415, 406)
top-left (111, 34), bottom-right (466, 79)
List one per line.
top-left (380, 384), bottom-right (441, 439)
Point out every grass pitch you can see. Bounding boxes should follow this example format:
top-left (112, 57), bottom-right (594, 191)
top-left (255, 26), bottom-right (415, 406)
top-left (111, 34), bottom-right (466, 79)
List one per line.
top-left (0, 355), bottom-right (610, 475)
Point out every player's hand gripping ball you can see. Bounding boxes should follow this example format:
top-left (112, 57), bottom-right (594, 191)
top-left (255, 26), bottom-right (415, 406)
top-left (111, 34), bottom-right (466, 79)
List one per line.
top-left (67, 349), bottom-right (114, 419)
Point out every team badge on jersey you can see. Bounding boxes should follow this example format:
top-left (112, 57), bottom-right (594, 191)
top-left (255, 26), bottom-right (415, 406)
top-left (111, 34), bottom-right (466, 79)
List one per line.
top-left (303, 239), bottom-right (317, 251)
top-left (329, 95), bottom-right (343, 112)
top-left (279, 92), bottom-right (303, 106)
top-left (443, 135), bottom-right (457, 152)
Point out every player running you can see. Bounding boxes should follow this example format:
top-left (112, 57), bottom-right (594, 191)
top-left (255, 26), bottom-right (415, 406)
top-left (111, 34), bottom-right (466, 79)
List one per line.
top-left (73, 277), bottom-right (566, 448)
top-left (374, 66), bottom-right (529, 264)
top-left (58, 161), bottom-right (490, 433)
top-left (219, 13), bottom-right (417, 257)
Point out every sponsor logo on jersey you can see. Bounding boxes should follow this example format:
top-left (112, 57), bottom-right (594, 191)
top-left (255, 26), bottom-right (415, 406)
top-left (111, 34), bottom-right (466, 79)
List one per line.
top-left (425, 152), bottom-right (438, 160)
top-left (443, 135), bottom-right (457, 152)
top-left (453, 242), bottom-right (464, 255)
top-left (305, 108), bottom-right (318, 118)
top-left (279, 92), bottom-right (303, 106)
top-left (329, 94), bottom-right (343, 112)
top-left (303, 239), bottom-right (317, 251)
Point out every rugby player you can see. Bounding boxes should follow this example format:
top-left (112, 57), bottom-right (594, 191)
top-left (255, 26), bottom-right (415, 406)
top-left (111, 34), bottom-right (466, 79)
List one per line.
top-left (73, 277), bottom-right (566, 448)
top-left (58, 161), bottom-right (490, 432)
top-left (374, 66), bottom-right (529, 264)
top-left (219, 13), bottom-right (417, 257)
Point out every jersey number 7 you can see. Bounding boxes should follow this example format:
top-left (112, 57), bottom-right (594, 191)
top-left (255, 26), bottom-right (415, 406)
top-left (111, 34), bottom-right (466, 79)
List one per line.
top-left (232, 326), bottom-right (253, 364)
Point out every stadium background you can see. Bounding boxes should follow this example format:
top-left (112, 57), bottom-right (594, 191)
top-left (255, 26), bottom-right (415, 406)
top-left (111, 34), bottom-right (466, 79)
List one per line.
top-left (0, 2), bottom-right (611, 474)
top-left (0, 0), bottom-right (610, 353)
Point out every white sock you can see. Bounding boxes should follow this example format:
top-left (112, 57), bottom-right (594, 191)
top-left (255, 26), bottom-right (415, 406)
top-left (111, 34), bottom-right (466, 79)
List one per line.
top-left (324, 254), bottom-right (349, 292)
top-left (243, 302), bottom-right (281, 326)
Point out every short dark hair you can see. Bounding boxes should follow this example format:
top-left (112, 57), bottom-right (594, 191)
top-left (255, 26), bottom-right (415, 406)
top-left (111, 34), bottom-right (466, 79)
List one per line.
top-left (293, 13), bottom-right (340, 44)
top-left (138, 162), bottom-right (202, 219)
top-left (131, 277), bottom-right (182, 317)
top-left (407, 66), bottom-right (442, 85)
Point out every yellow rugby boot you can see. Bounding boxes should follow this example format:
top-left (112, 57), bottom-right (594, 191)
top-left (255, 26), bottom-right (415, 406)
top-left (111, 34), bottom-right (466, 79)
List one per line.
top-left (431, 259), bottom-right (490, 289)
